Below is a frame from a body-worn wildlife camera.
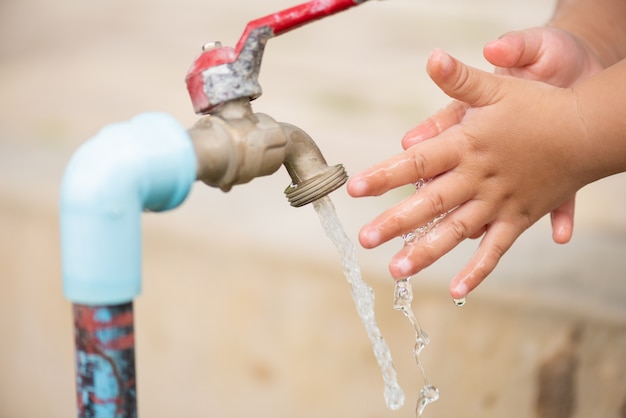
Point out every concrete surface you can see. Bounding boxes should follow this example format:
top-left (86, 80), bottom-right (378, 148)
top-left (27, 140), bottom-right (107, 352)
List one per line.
top-left (1, 0), bottom-right (626, 417)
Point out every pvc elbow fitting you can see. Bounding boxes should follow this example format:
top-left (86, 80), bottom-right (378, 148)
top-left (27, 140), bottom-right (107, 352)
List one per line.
top-left (60, 113), bottom-right (197, 305)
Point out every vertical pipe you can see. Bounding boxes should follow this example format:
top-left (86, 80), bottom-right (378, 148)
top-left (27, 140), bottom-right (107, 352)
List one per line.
top-left (73, 302), bottom-right (136, 418)
top-left (61, 113), bottom-right (196, 417)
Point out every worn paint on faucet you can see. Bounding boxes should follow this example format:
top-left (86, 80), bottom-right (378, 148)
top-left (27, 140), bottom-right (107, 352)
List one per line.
top-left (186, 0), bottom-right (373, 114)
top-left (74, 302), bottom-right (136, 418)
top-left (239, 0), bottom-right (371, 49)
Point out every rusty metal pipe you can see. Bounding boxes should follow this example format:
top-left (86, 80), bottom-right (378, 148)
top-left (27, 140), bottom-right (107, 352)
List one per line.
top-left (73, 302), bottom-right (136, 418)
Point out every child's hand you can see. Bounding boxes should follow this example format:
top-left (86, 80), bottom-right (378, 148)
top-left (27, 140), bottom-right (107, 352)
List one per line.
top-left (483, 27), bottom-right (603, 86)
top-left (402, 28), bottom-right (603, 245)
top-left (348, 49), bottom-right (589, 299)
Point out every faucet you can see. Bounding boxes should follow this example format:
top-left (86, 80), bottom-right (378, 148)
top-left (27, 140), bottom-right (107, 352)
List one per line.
top-left (184, 1), bottom-right (380, 204)
top-left (188, 98), bottom-right (348, 206)
top-left (61, 1), bottom-right (373, 417)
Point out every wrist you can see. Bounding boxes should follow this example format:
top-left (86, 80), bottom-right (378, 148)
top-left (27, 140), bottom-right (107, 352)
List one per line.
top-left (548, 0), bottom-right (626, 67)
top-left (569, 60), bottom-right (626, 182)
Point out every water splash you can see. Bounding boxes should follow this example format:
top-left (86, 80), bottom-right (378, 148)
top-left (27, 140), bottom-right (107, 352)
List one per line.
top-left (313, 196), bottom-right (405, 410)
top-left (394, 177), bottom-right (445, 417)
top-left (417, 384), bottom-right (440, 417)
top-left (393, 279), bottom-right (429, 357)
top-left (393, 277), bottom-right (439, 417)
top-left (402, 178), bottom-right (450, 244)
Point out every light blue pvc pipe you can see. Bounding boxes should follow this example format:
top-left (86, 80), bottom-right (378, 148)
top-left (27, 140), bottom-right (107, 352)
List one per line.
top-left (60, 113), bottom-right (197, 305)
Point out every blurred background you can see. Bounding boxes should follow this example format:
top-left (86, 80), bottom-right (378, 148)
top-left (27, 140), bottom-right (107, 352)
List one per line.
top-left (2, 0), bottom-right (626, 417)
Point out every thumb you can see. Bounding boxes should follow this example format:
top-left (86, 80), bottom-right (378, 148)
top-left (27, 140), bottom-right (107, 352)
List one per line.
top-left (483, 29), bottom-right (543, 69)
top-left (427, 49), bottom-right (503, 107)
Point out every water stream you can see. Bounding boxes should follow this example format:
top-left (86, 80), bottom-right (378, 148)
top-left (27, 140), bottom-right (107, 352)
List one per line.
top-left (394, 178), bottom-right (448, 417)
top-left (312, 196), bottom-right (405, 410)
top-left (393, 277), bottom-right (439, 417)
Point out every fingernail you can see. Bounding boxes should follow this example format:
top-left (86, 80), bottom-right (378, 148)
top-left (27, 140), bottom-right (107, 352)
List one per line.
top-left (486, 38), bottom-right (505, 48)
top-left (451, 281), bottom-right (468, 299)
top-left (392, 257), bottom-right (412, 276)
top-left (361, 227), bottom-right (381, 247)
top-left (348, 177), bottom-right (368, 196)
top-left (347, 177), bottom-right (367, 197)
top-left (439, 51), bottom-right (453, 74)
top-left (402, 132), bottom-right (425, 147)
top-left (432, 49), bottom-right (453, 74)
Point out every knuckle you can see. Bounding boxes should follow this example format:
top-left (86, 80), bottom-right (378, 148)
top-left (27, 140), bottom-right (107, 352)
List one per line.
top-left (425, 192), bottom-right (446, 218)
top-left (419, 242), bottom-right (440, 266)
top-left (385, 214), bottom-right (409, 238)
top-left (472, 243), bottom-right (505, 280)
top-left (448, 217), bottom-right (473, 242)
top-left (489, 242), bottom-right (507, 261)
top-left (452, 63), bottom-right (472, 94)
top-left (481, 238), bottom-right (509, 274)
top-left (452, 64), bottom-right (502, 106)
top-left (411, 151), bottom-right (428, 178)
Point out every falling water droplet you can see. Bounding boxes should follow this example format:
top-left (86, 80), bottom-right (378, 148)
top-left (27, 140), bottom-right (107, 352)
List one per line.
top-left (453, 297), bottom-right (466, 307)
top-left (413, 332), bottom-right (430, 357)
top-left (393, 277), bottom-right (438, 417)
top-left (416, 384), bottom-right (440, 417)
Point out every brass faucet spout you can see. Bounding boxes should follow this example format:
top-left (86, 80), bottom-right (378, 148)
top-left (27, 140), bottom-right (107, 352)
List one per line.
top-left (281, 123), bottom-right (347, 207)
top-left (188, 99), bottom-right (347, 205)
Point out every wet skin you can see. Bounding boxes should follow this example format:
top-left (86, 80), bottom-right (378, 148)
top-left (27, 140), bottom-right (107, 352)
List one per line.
top-left (347, 30), bottom-right (621, 299)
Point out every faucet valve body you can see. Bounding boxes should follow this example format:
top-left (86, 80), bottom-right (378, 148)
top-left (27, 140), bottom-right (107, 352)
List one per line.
top-left (189, 100), bottom-right (347, 205)
top-left (189, 99), bottom-right (286, 192)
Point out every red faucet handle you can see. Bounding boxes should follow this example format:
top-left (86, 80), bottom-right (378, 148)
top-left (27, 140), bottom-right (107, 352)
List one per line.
top-left (234, 0), bottom-right (369, 53)
top-left (186, 0), bottom-right (371, 114)
top-left (186, 43), bottom-right (239, 114)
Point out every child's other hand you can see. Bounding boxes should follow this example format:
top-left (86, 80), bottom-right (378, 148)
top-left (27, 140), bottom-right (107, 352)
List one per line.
top-left (483, 27), bottom-right (603, 86)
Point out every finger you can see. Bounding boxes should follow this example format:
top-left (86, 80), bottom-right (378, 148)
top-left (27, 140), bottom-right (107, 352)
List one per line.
top-left (401, 101), bottom-right (469, 150)
top-left (470, 226), bottom-right (486, 239)
top-left (550, 196), bottom-right (576, 244)
top-left (385, 199), bottom-right (493, 278)
top-left (448, 221), bottom-right (521, 298)
top-left (483, 29), bottom-right (544, 69)
top-left (427, 49), bottom-right (504, 107)
top-left (359, 170), bottom-right (474, 249)
top-left (347, 134), bottom-right (461, 198)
